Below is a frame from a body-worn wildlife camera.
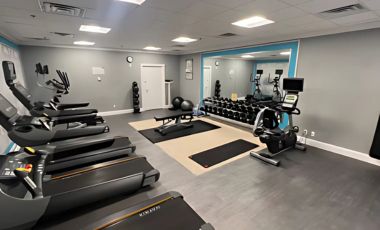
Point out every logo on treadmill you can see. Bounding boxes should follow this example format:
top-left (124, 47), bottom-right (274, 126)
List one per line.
top-left (139, 205), bottom-right (161, 217)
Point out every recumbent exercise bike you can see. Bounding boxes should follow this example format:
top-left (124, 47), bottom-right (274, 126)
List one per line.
top-left (250, 78), bottom-right (306, 166)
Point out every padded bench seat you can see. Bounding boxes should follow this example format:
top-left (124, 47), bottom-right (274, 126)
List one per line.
top-left (154, 110), bottom-right (194, 135)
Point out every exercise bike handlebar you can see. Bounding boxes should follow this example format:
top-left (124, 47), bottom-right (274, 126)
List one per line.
top-left (275, 106), bottom-right (301, 115)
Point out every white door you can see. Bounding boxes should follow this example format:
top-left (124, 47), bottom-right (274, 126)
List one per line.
top-left (203, 66), bottom-right (212, 98)
top-left (141, 64), bottom-right (165, 110)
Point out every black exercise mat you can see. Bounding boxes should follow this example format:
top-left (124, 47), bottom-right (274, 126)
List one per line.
top-left (189, 139), bottom-right (259, 168)
top-left (139, 120), bottom-right (220, 143)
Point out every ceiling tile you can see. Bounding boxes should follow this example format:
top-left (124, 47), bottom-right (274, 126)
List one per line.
top-left (144, 0), bottom-right (200, 12)
top-left (212, 10), bottom-right (253, 23)
top-left (296, 0), bottom-right (360, 14)
top-left (235, 0), bottom-right (291, 15)
top-left (279, 0), bottom-right (312, 5)
top-left (360, 0), bottom-right (380, 10)
top-left (201, 0), bottom-right (253, 9)
top-left (283, 14), bottom-right (327, 25)
top-left (180, 1), bottom-right (229, 19)
top-left (331, 11), bottom-right (379, 25)
top-left (266, 6), bottom-right (308, 21)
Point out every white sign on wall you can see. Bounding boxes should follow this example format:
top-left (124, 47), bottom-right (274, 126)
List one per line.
top-left (92, 67), bottom-right (105, 75)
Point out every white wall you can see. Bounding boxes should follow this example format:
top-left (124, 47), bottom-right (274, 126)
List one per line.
top-left (0, 43), bottom-right (27, 154)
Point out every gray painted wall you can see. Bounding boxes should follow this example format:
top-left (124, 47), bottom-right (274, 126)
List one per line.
top-left (204, 58), bottom-right (253, 98)
top-left (20, 46), bottom-right (180, 112)
top-left (179, 54), bottom-right (201, 105)
top-left (296, 28), bottom-right (380, 153)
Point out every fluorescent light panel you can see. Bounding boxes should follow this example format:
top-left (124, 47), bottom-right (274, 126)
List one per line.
top-left (74, 41), bottom-right (95, 46)
top-left (117, 0), bottom-right (146, 5)
top-left (241, 55), bottom-right (254, 58)
top-left (281, 51), bottom-right (291, 56)
top-left (80, 25), bottom-right (111, 34)
top-left (172, 37), bottom-right (198, 43)
top-left (144, 46), bottom-right (161, 51)
top-left (232, 16), bottom-right (274, 28)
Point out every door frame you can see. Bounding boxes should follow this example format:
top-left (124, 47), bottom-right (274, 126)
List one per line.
top-left (140, 64), bottom-right (166, 110)
top-left (203, 65), bottom-right (212, 98)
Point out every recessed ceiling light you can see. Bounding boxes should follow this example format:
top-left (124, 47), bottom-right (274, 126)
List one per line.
top-left (144, 46), bottom-right (161, 51)
top-left (74, 41), bottom-right (95, 46)
top-left (280, 51), bottom-right (291, 56)
top-left (241, 55), bottom-right (254, 58)
top-left (232, 16), bottom-right (274, 28)
top-left (80, 25), bottom-right (111, 34)
top-left (172, 37), bottom-right (198, 43)
top-left (117, 0), bottom-right (146, 5)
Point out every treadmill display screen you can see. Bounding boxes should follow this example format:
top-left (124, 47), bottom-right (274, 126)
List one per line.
top-left (283, 78), bottom-right (304, 92)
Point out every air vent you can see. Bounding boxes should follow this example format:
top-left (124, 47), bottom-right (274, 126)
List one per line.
top-left (319, 4), bottom-right (368, 19)
top-left (218, 33), bottom-right (238, 38)
top-left (172, 44), bottom-right (186, 48)
top-left (50, 32), bottom-right (75, 38)
top-left (24, 37), bottom-right (50, 41)
top-left (39, 1), bottom-right (86, 17)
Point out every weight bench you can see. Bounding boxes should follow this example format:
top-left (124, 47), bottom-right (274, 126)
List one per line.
top-left (154, 110), bottom-right (194, 135)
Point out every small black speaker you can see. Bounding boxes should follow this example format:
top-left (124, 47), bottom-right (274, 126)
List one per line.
top-left (370, 115), bottom-right (380, 159)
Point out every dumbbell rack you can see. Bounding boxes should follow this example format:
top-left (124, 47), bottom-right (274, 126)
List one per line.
top-left (200, 97), bottom-right (262, 127)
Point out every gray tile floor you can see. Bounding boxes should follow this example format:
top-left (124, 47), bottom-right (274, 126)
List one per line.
top-left (40, 111), bottom-right (380, 230)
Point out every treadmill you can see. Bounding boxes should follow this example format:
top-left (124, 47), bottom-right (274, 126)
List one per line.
top-left (2, 61), bottom-right (102, 121)
top-left (0, 93), bottom-right (140, 172)
top-left (0, 150), bottom-right (160, 230)
top-left (0, 93), bottom-right (108, 147)
top-left (86, 192), bottom-right (214, 230)
top-left (35, 191), bottom-right (214, 230)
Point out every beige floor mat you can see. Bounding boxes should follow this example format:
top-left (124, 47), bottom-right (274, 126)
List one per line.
top-left (129, 117), bottom-right (266, 175)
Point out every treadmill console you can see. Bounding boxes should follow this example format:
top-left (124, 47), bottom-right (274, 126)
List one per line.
top-left (0, 155), bottom-right (31, 179)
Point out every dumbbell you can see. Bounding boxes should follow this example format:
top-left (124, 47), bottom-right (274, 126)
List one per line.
top-left (232, 111), bottom-right (239, 120)
top-left (212, 107), bottom-right (218, 114)
top-left (217, 107), bottom-right (224, 115)
top-left (240, 113), bottom-right (247, 123)
top-left (227, 110), bottom-right (234, 119)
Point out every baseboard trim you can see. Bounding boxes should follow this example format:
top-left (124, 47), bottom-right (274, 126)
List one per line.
top-left (208, 113), bottom-right (253, 129)
top-left (98, 106), bottom-right (172, 117)
top-left (304, 138), bottom-right (380, 166)
top-left (98, 109), bottom-right (134, 117)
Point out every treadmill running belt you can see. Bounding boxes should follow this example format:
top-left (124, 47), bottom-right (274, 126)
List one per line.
top-left (43, 157), bottom-right (152, 196)
top-left (190, 139), bottom-right (258, 168)
top-left (96, 197), bottom-right (206, 230)
top-left (139, 120), bottom-right (220, 143)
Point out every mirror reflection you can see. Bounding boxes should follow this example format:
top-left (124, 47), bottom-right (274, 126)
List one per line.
top-left (203, 49), bottom-right (291, 102)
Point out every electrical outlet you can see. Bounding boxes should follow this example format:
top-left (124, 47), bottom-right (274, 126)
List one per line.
top-left (113, 104), bottom-right (116, 108)
top-left (311, 131), bottom-right (315, 137)
top-left (303, 129), bottom-right (308, 136)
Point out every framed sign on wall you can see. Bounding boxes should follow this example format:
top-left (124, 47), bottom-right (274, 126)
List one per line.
top-left (185, 59), bottom-right (193, 80)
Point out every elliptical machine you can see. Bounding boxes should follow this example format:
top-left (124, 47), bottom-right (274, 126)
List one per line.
top-left (252, 69), bottom-right (263, 101)
top-left (250, 78), bottom-right (306, 166)
top-left (270, 69), bottom-right (283, 102)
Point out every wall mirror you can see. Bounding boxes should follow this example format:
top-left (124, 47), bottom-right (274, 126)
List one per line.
top-left (201, 41), bottom-right (299, 102)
